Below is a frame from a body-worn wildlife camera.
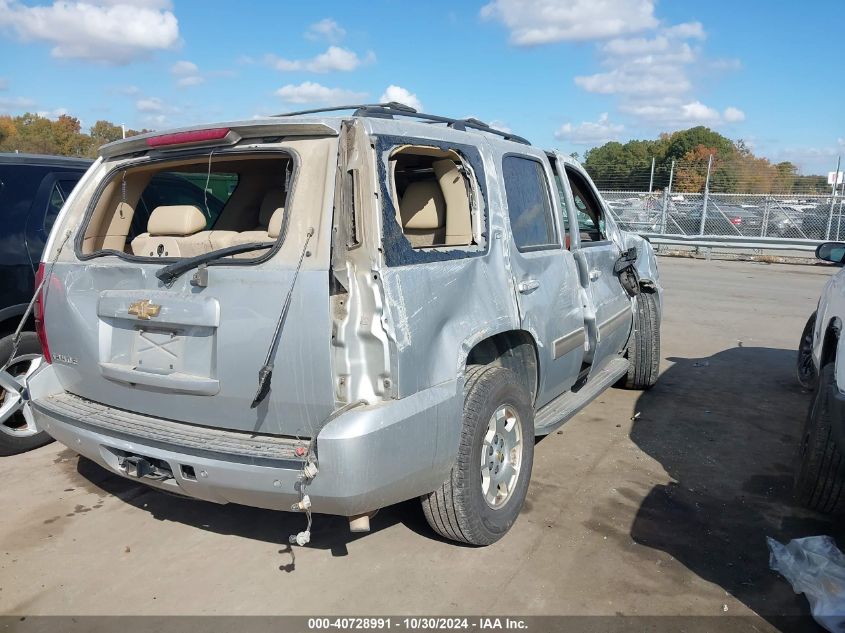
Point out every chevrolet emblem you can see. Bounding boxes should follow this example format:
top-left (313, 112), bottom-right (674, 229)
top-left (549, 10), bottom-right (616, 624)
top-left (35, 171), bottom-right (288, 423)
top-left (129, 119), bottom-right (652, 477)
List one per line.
top-left (128, 299), bottom-right (161, 320)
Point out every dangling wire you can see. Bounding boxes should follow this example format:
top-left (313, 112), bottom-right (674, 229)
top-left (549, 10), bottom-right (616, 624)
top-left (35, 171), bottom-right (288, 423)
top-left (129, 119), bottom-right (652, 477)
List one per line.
top-left (119, 170), bottom-right (127, 219)
top-left (2, 229), bottom-right (72, 371)
top-left (203, 148), bottom-right (215, 221)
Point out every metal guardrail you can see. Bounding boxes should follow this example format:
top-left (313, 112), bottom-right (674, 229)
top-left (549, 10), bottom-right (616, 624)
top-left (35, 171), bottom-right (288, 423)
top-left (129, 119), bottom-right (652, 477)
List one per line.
top-left (640, 233), bottom-right (819, 252)
top-left (601, 190), bottom-right (845, 252)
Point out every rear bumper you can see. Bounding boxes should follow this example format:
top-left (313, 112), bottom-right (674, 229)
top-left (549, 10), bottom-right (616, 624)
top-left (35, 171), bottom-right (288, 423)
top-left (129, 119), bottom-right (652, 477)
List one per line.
top-left (29, 365), bottom-right (461, 516)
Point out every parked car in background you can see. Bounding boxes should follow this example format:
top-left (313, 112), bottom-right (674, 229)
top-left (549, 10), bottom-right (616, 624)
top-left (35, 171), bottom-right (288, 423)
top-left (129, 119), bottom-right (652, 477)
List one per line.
top-left (0, 153), bottom-right (91, 455)
top-left (19, 104), bottom-right (663, 545)
top-left (794, 241), bottom-right (845, 513)
top-left (675, 205), bottom-right (764, 236)
top-left (801, 205), bottom-right (845, 241)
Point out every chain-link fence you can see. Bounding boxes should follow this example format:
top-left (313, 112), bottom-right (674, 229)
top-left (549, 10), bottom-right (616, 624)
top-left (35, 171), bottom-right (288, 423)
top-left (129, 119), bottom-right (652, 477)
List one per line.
top-left (588, 156), bottom-right (845, 246)
top-left (602, 191), bottom-right (845, 240)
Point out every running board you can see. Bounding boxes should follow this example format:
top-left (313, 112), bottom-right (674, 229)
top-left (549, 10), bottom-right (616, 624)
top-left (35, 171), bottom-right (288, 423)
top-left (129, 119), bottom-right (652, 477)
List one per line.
top-left (534, 357), bottom-right (630, 436)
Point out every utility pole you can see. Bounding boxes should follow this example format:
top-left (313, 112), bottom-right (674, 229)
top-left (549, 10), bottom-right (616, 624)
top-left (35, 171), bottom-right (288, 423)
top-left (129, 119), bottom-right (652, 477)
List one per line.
top-left (121, 124), bottom-right (126, 140)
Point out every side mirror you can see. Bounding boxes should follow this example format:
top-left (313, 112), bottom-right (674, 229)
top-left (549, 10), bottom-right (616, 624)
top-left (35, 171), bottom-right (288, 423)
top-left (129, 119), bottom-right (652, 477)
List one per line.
top-left (816, 242), bottom-right (845, 264)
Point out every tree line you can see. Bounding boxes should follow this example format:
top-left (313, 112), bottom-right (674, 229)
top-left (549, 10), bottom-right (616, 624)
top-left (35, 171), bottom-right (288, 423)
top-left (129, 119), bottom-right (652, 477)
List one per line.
top-left (0, 112), bottom-right (148, 158)
top-left (581, 126), bottom-right (829, 194)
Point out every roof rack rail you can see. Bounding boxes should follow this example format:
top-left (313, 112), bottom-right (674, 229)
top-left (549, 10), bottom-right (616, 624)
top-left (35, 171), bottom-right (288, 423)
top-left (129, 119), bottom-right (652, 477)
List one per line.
top-left (273, 102), bottom-right (530, 145)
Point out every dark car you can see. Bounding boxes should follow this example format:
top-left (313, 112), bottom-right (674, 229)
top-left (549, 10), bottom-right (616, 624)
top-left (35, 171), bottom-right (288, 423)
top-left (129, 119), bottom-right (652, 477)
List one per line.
top-left (675, 205), bottom-right (764, 236)
top-left (801, 204), bottom-right (845, 240)
top-left (0, 155), bottom-right (234, 454)
top-left (0, 153), bottom-right (92, 454)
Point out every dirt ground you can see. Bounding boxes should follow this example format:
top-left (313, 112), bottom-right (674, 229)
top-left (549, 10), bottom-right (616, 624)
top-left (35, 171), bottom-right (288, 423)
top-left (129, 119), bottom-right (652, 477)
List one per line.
top-left (1, 257), bottom-right (841, 630)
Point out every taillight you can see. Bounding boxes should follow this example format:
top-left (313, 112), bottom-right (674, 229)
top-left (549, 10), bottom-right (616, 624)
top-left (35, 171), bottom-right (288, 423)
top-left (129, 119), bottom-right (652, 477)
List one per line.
top-left (146, 127), bottom-right (230, 148)
top-left (34, 263), bottom-right (51, 364)
top-left (730, 217), bottom-right (742, 225)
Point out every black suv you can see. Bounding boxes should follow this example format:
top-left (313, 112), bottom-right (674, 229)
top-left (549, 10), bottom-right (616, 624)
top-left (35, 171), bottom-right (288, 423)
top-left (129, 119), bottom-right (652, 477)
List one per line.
top-left (0, 153), bottom-right (92, 454)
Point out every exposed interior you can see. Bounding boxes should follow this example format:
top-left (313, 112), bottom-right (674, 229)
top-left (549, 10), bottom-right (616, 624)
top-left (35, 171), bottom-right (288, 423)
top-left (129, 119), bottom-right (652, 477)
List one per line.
top-left (390, 146), bottom-right (475, 248)
top-left (80, 153), bottom-right (292, 258)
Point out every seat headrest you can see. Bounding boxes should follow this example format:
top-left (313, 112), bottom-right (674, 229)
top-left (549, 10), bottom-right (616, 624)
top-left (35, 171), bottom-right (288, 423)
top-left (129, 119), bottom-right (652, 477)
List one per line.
top-left (259, 188), bottom-right (286, 227)
top-left (400, 181), bottom-right (445, 230)
top-left (267, 207), bottom-right (285, 239)
top-left (148, 205), bottom-right (206, 236)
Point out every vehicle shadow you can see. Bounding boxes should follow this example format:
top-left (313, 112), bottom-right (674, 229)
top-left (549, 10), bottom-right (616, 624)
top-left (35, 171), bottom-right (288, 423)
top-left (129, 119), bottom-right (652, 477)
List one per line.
top-left (69, 452), bottom-right (436, 563)
top-left (592, 347), bottom-right (845, 631)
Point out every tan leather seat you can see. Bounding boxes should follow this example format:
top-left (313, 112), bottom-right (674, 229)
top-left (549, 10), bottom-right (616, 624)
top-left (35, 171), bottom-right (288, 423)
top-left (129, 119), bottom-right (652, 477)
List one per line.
top-left (131, 205), bottom-right (211, 258)
top-left (399, 181), bottom-right (446, 248)
top-left (432, 160), bottom-right (472, 246)
top-left (229, 188), bottom-right (286, 246)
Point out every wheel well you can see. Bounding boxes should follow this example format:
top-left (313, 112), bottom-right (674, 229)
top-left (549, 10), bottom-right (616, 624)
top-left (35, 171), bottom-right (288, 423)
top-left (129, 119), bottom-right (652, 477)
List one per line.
top-left (465, 330), bottom-right (539, 402)
top-left (821, 317), bottom-right (841, 369)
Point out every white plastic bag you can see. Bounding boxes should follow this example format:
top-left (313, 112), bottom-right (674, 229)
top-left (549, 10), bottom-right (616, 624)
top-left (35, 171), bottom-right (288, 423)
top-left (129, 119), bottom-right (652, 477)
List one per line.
top-left (767, 535), bottom-right (845, 632)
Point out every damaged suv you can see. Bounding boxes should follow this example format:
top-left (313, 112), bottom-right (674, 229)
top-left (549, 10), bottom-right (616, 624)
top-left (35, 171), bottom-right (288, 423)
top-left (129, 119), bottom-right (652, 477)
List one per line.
top-left (16, 104), bottom-right (662, 545)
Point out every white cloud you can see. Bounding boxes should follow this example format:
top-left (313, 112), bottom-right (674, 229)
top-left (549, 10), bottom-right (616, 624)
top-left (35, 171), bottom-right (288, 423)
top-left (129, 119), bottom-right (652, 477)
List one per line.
top-left (489, 120), bottom-right (512, 133)
top-left (305, 18), bottom-right (345, 43)
top-left (36, 107), bottom-right (69, 119)
top-left (275, 81), bottom-right (367, 105)
top-left (618, 98), bottom-right (745, 127)
top-left (136, 97), bottom-right (165, 112)
top-left (569, 15), bottom-right (746, 130)
top-left (380, 85), bottom-right (423, 111)
top-left (554, 113), bottom-right (624, 145)
top-left (170, 60), bottom-right (205, 87)
top-left (0, 95), bottom-right (36, 113)
top-left (480, 0), bottom-right (658, 45)
top-left (723, 106), bottom-right (746, 123)
top-left (170, 60), bottom-right (198, 75)
top-left (267, 46), bottom-right (374, 73)
top-left (679, 101), bottom-right (721, 123)
top-left (0, 0), bottom-right (179, 64)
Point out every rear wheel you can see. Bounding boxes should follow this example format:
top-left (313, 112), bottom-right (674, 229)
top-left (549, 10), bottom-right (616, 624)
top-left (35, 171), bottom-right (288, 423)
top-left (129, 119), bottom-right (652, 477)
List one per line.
top-left (421, 366), bottom-right (534, 545)
top-left (618, 292), bottom-right (661, 390)
top-left (797, 312), bottom-right (817, 389)
top-left (0, 333), bottom-right (52, 456)
top-left (794, 364), bottom-right (845, 514)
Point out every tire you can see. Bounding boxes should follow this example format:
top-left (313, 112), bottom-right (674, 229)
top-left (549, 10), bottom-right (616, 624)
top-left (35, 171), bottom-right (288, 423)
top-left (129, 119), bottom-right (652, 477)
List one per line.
top-left (421, 366), bottom-right (535, 545)
top-left (794, 364), bottom-right (845, 515)
top-left (0, 332), bottom-right (53, 456)
top-left (797, 312), bottom-right (818, 390)
top-left (618, 292), bottom-right (661, 390)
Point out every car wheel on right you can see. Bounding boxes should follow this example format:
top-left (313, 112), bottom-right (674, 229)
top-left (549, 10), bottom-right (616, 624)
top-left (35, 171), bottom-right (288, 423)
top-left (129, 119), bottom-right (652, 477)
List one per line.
top-left (794, 364), bottom-right (845, 515)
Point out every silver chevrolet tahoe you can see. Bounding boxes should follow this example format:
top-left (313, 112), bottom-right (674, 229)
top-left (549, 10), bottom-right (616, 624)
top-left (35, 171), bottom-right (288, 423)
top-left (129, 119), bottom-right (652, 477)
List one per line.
top-left (16, 103), bottom-right (662, 545)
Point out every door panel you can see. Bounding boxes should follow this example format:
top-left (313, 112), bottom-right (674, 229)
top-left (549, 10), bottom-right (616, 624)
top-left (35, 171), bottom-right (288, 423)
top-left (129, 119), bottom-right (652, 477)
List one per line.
top-left (501, 154), bottom-right (584, 407)
top-left (553, 156), bottom-right (632, 369)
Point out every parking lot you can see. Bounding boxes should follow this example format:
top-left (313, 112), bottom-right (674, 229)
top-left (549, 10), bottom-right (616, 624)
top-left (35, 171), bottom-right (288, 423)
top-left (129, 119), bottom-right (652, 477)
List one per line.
top-left (0, 257), bottom-right (842, 626)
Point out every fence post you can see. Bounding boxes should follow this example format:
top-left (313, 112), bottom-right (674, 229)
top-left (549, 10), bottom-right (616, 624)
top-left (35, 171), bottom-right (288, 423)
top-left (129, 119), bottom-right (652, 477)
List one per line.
top-left (827, 155), bottom-right (840, 240)
top-left (699, 154), bottom-right (713, 235)
top-left (761, 195), bottom-right (769, 237)
top-left (648, 156), bottom-right (655, 193)
top-left (662, 159), bottom-right (674, 234)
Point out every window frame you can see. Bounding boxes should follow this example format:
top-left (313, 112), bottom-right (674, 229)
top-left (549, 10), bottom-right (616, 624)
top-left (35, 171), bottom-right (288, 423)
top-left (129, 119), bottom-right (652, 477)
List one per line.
top-left (501, 152), bottom-right (560, 253)
top-left (375, 134), bottom-right (489, 267)
top-left (73, 148), bottom-right (299, 267)
top-left (563, 166), bottom-right (614, 249)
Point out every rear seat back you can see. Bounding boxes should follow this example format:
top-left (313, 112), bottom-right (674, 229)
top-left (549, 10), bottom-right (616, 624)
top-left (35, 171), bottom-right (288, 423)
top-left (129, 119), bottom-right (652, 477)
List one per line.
top-left (131, 205), bottom-right (210, 257)
top-left (229, 188), bottom-right (286, 246)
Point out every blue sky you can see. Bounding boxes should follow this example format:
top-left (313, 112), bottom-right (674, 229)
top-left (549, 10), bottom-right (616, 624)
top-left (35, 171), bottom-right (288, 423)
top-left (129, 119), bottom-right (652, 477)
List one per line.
top-left (0, 0), bottom-right (842, 174)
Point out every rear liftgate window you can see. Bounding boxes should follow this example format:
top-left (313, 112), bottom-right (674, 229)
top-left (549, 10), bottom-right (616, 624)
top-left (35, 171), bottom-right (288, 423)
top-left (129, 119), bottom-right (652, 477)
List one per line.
top-left (78, 153), bottom-right (293, 262)
top-left (376, 136), bottom-right (488, 266)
